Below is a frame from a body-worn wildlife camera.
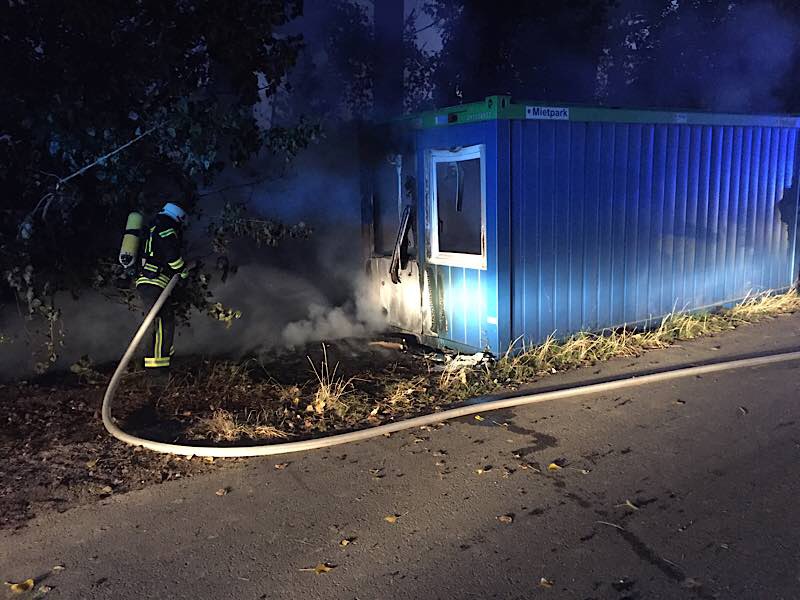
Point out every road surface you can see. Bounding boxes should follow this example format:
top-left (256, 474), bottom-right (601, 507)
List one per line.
top-left (2, 313), bottom-right (800, 599)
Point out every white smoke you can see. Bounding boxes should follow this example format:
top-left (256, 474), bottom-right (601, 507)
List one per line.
top-left (281, 277), bottom-right (387, 348)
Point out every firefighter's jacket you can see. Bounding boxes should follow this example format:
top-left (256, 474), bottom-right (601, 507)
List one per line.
top-left (135, 214), bottom-right (187, 289)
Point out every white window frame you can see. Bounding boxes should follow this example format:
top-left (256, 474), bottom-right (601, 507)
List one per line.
top-left (428, 144), bottom-right (487, 270)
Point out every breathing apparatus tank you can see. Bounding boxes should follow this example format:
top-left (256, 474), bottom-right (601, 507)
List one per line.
top-left (119, 211), bottom-right (143, 271)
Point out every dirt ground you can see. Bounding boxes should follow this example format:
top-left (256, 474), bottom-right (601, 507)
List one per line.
top-left (0, 337), bottom-right (438, 530)
top-left (3, 297), bottom-right (797, 531)
top-left (0, 376), bottom-right (224, 531)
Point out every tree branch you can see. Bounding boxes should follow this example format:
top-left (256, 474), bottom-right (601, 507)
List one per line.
top-left (26, 124), bottom-right (159, 224)
top-left (56, 125), bottom-right (158, 188)
top-left (413, 16), bottom-right (444, 35)
top-left (198, 173), bottom-right (276, 197)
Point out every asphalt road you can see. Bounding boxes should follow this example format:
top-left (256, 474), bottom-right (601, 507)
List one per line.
top-left (2, 314), bottom-right (800, 600)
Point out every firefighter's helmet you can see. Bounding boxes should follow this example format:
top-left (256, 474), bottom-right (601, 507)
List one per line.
top-left (160, 202), bottom-right (187, 225)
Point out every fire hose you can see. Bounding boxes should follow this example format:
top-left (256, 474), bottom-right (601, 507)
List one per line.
top-left (102, 275), bottom-right (800, 457)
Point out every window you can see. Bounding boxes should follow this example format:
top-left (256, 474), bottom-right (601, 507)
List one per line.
top-left (429, 145), bottom-right (486, 269)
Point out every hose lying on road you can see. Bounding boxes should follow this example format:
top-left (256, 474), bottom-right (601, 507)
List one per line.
top-left (103, 275), bottom-right (800, 458)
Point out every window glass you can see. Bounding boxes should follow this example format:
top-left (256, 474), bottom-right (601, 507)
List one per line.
top-left (435, 158), bottom-right (482, 254)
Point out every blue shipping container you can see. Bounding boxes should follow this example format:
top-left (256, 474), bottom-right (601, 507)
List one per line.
top-left (364, 97), bottom-right (800, 354)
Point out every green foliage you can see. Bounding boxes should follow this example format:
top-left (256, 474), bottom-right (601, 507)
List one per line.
top-left (326, 0), bottom-right (375, 114)
top-left (0, 1), bottom-right (315, 368)
top-left (209, 202), bottom-right (312, 255)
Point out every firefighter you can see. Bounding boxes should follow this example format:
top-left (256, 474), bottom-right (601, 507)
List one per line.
top-left (135, 202), bottom-right (189, 379)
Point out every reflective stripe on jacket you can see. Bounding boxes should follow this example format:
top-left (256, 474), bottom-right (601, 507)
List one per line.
top-left (135, 214), bottom-right (185, 289)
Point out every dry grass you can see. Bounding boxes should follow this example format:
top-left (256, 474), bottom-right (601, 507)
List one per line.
top-left (147, 289), bottom-right (800, 443)
top-left (489, 289), bottom-right (800, 390)
top-left (308, 345), bottom-right (355, 418)
top-left (726, 290), bottom-right (800, 322)
top-left (191, 408), bottom-right (289, 442)
top-left (157, 359), bottom-right (266, 412)
top-left (385, 376), bottom-right (428, 408)
top-left (437, 354), bottom-right (494, 402)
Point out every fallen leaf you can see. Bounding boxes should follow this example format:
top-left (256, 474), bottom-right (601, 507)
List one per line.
top-left (474, 415), bottom-right (484, 421)
top-left (497, 514), bottom-right (514, 524)
top-left (274, 463), bottom-right (289, 470)
top-left (215, 487), bottom-right (229, 496)
top-left (547, 463), bottom-right (562, 472)
top-left (51, 566), bottom-right (65, 573)
top-left (35, 584), bottom-right (53, 597)
top-left (86, 459), bottom-right (98, 469)
top-left (299, 563), bottom-right (335, 574)
top-left (5, 579), bottom-right (35, 593)
top-left (384, 514), bottom-right (399, 524)
top-left (100, 485), bottom-right (113, 494)
top-left (339, 537), bottom-right (355, 547)
top-left (538, 577), bottom-right (554, 588)
top-left (616, 499), bottom-right (639, 511)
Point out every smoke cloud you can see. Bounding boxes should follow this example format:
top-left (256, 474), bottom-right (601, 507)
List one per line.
top-left (0, 1), bottom-right (395, 379)
top-left (281, 277), bottom-right (387, 348)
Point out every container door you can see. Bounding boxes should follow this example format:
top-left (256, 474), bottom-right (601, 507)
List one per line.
top-left (420, 125), bottom-right (503, 353)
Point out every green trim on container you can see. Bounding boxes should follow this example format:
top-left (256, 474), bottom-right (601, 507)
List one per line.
top-left (400, 96), bottom-right (800, 130)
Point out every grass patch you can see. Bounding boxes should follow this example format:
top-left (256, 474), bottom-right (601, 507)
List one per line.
top-left (486, 289), bottom-right (800, 394)
top-left (307, 345), bottom-right (356, 418)
top-left (191, 408), bottom-right (290, 442)
top-left (128, 289), bottom-right (800, 443)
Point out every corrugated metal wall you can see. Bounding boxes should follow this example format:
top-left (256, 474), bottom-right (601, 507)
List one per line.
top-left (511, 121), bottom-right (800, 344)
